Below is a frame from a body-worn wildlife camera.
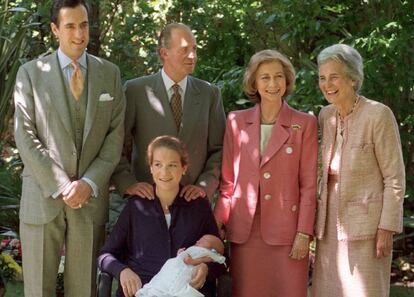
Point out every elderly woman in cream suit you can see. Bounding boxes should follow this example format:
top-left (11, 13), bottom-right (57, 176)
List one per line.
top-left (215, 50), bottom-right (318, 297)
top-left (312, 44), bottom-right (405, 297)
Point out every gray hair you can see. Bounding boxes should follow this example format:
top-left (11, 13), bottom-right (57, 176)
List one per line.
top-left (157, 23), bottom-right (193, 57)
top-left (317, 44), bottom-right (364, 92)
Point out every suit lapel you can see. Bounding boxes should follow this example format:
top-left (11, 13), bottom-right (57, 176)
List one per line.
top-left (179, 76), bottom-right (201, 139)
top-left (47, 52), bottom-right (74, 140)
top-left (152, 72), bottom-right (178, 135)
top-left (243, 105), bottom-right (261, 168)
top-left (260, 101), bottom-right (291, 167)
top-left (83, 54), bottom-right (104, 146)
top-left (323, 107), bottom-right (337, 168)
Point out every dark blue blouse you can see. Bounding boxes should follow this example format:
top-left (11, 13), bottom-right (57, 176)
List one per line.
top-left (98, 193), bottom-right (221, 296)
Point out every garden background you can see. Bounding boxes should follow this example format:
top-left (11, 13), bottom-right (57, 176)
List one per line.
top-left (1, 0), bottom-right (413, 296)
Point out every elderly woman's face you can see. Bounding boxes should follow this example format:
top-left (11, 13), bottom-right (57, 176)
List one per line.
top-left (318, 60), bottom-right (356, 105)
top-left (255, 61), bottom-right (286, 104)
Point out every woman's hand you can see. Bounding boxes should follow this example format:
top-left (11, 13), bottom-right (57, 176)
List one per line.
top-left (216, 220), bottom-right (226, 240)
top-left (376, 228), bottom-right (394, 258)
top-left (120, 268), bottom-right (142, 297)
top-left (189, 263), bottom-right (208, 289)
top-left (289, 232), bottom-right (310, 260)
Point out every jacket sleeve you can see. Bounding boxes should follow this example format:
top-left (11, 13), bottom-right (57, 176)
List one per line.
top-left (82, 66), bottom-right (126, 190)
top-left (375, 106), bottom-right (405, 233)
top-left (110, 79), bottom-right (139, 195)
top-left (195, 86), bottom-right (226, 199)
top-left (14, 65), bottom-right (71, 198)
top-left (297, 115), bottom-right (318, 235)
top-left (214, 113), bottom-right (236, 225)
top-left (98, 201), bottom-right (131, 279)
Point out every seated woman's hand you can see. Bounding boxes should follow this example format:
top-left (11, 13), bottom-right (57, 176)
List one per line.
top-left (289, 232), bottom-right (310, 260)
top-left (189, 262), bottom-right (208, 289)
top-left (120, 268), bottom-right (142, 297)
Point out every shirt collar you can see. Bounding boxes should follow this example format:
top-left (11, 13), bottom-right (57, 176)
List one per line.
top-left (161, 68), bottom-right (187, 93)
top-left (57, 48), bottom-right (87, 70)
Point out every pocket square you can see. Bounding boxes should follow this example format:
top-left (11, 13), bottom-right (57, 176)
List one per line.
top-left (99, 93), bottom-right (113, 101)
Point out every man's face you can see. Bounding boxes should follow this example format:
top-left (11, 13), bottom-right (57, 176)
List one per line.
top-left (161, 28), bottom-right (197, 82)
top-left (51, 4), bottom-right (89, 60)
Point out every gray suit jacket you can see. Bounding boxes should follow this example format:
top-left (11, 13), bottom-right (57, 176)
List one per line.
top-left (14, 51), bottom-right (125, 225)
top-left (112, 71), bottom-right (225, 198)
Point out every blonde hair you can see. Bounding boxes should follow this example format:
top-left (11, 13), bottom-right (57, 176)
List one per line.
top-left (244, 49), bottom-right (296, 103)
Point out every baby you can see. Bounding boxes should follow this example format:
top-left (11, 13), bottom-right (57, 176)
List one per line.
top-left (135, 234), bottom-right (225, 297)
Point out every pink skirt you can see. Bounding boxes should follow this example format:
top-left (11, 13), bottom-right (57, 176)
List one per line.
top-left (230, 205), bottom-right (308, 297)
top-left (312, 176), bottom-right (391, 297)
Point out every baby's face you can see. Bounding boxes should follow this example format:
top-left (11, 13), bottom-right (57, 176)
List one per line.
top-left (195, 235), bottom-right (224, 254)
top-left (195, 236), bottom-right (212, 249)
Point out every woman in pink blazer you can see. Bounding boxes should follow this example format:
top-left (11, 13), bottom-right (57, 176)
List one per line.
top-left (214, 50), bottom-right (318, 297)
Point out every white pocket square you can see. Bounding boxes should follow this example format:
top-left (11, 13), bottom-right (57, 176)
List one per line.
top-left (99, 93), bottom-right (113, 101)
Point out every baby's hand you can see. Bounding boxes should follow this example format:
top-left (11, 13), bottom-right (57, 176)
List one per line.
top-left (177, 248), bottom-right (186, 255)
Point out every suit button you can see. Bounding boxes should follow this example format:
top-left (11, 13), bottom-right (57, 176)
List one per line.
top-left (72, 151), bottom-right (77, 156)
top-left (263, 172), bottom-right (271, 179)
top-left (264, 194), bottom-right (272, 200)
top-left (292, 205), bottom-right (297, 212)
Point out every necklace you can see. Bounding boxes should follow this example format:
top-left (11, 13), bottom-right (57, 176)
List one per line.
top-left (338, 95), bottom-right (360, 135)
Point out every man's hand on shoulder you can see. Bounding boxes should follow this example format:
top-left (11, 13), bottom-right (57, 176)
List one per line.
top-left (126, 182), bottom-right (154, 199)
top-left (180, 185), bottom-right (206, 201)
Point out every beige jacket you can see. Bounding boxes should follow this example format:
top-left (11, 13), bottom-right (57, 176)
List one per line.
top-left (315, 96), bottom-right (405, 241)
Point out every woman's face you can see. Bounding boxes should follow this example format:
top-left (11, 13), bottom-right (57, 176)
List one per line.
top-left (255, 61), bottom-right (286, 104)
top-left (150, 147), bottom-right (187, 192)
top-left (318, 60), bottom-right (356, 105)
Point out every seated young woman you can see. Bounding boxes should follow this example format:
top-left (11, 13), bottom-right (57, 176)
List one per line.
top-left (98, 135), bottom-right (223, 297)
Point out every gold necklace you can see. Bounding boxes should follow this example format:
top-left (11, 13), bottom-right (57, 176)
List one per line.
top-left (338, 95), bottom-right (360, 135)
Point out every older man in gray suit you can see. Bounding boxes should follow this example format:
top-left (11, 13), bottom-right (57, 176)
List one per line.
top-left (13, 0), bottom-right (125, 296)
top-left (112, 23), bottom-right (225, 200)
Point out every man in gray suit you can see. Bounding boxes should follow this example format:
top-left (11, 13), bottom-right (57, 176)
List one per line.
top-left (112, 23), bottom-right (225, 200)
top-left (13, 0), bottom-right (125, 296)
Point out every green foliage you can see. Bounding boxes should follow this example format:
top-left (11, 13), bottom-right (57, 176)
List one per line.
top-left (0, 1), bottom-right (39, 138)
top-left (0, 156), bottom-right (22, 233)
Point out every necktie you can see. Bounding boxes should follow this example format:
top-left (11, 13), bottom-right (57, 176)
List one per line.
top-left (170, 84), bottom-right (182, 129)
top-left (70, 61), bottom-right (84, 101)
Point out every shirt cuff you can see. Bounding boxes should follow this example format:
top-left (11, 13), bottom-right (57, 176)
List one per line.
top-left (52, 181), bottom-right (71, 199)
top-left (82, 177), bottom-right (99, 198)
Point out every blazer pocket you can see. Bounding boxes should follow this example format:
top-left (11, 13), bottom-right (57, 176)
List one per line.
top-left (96, 101), bottom-right (113, 118)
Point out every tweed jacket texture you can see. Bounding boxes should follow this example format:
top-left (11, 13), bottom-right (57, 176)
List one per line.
top-left (315, 96), bottom-right (405, 241)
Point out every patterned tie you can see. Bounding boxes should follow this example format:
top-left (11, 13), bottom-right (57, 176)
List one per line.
top-left (70, 61), bottom-right (84, 101)
top-left (170, 84), bottom-right (182, 129)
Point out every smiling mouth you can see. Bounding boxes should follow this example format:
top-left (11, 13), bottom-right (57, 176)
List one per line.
top-left (326, 90), bottom-right (338, 95)
top-left (159, 178), bottom-right (173, 182)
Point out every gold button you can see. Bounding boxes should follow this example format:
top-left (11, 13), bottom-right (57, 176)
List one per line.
top-left (264, 194), bottom-right (272, 200)
top-left (263, 172), bottom-right (271, 179)
top-left (291, 205), bottom-right (297, 212)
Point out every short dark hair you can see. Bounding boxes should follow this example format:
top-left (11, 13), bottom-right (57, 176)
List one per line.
top-left (147, 135), bottom-right (189, 167)
top-left (157, 23), bottom-right (193, 57)
top-left (50, 0), bottom-right (89, 25)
